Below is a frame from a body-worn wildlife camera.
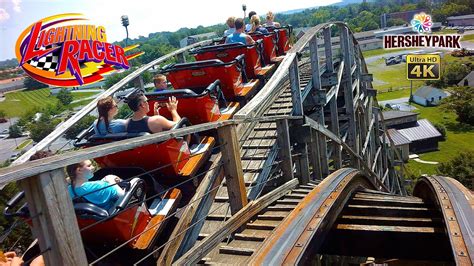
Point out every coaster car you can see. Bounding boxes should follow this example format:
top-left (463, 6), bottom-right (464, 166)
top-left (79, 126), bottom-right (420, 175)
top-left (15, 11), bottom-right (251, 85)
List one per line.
top-left (145, 80), bottom-right (239, 125)
top-left (266, 25), bottom-right (293, 56)
top-left (74, 118), bottom-right (215, 180)
top-left (4, 168), bottom-right (182, 250)
top-left (161, 55), bottom-right (259, 101)
top-left (250, 32), bottom-right (285, 65)
top-left (189, 41), bottom-right (275, 80)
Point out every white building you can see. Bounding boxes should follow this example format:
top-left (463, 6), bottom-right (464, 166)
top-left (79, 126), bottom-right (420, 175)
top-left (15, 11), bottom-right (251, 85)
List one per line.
top-left (412, 86), bottom-right (449, 106)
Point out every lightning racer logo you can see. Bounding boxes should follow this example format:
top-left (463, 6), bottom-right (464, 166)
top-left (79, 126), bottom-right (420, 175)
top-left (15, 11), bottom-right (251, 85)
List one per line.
top-left (15, 13), bottom-right (143, 87)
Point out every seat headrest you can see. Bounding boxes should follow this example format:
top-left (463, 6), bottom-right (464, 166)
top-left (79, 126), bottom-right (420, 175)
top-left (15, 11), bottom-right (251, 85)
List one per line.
top-left (74, 202), bottom-right (109, 218)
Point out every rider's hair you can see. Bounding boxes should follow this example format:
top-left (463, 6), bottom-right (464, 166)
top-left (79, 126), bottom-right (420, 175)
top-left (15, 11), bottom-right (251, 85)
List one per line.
top-left (127, 91), bottom-right (146, 112)
top-left (248, 11), bottom-right (256, 20)
top-left (97, 96), bottom-right (116, 134)
top-left (235, 18), bottom-right (244, 30)
top-left (226, 16), bottom-right (235, 28)
top-left (66, 161), bottom-right (86, 181)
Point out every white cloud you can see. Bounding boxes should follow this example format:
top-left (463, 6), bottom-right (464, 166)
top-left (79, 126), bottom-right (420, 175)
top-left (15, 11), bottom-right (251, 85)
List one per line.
top-left (12, 0), bottom-right (20, 12)
top-left (0, 8), bottom-right (9, 22)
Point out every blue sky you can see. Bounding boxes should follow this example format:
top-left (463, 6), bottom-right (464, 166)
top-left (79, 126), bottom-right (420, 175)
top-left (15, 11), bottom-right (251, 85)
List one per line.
top-left (0, 0), bottom-right (341, 60)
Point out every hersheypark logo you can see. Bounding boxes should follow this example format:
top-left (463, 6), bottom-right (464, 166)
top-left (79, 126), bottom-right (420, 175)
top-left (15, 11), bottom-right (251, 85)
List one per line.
top-left (411, 12), bottom-right (433, 33)
top-left (384, 12), bottom-right (461, 49)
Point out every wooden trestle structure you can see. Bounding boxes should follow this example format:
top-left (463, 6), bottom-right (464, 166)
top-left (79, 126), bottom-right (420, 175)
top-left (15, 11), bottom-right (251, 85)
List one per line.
top-left (0, 22), bottom-right (472, 265)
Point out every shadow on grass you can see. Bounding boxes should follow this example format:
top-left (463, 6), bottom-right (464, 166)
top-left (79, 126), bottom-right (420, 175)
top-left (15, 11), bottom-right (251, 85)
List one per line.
top-left (445, 121), bottom-right (474, 133)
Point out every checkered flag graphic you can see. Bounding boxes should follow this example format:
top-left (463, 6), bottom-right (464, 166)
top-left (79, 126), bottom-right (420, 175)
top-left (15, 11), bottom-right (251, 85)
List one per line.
top-left (27, 44), bottom-right (60, 72)
top-left (26, 44), bottom-right (87, 73)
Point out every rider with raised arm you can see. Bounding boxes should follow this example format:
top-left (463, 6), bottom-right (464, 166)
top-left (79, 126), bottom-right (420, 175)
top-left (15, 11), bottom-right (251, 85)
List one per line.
top-left (126, 91), bottom-right (181, 134)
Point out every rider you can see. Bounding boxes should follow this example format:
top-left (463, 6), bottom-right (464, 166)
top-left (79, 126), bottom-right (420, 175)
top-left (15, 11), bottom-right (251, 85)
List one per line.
top-left (153, 74), bottom-right (171, 92)
top-left (94, 96), bottom-right (128, 135)
top-left (224, 16), bottom-right (236, 36)
top-left (126, 91), bottom-right (180, 134)
top-left (66, 160), bottom-right (124, 210)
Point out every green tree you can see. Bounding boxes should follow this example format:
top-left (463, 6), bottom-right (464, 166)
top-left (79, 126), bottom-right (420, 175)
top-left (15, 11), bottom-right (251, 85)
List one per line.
top-left (64, 115), bottom-right (96, 140)
top-left (23, 76), bottom-right (46, 90)
top-left (442, 86), bottom-right (474, 125)
top-left (56, 88), bottom-right (73, 105)
top-left (116, 104), bottom-right (132, 119)
top-left (444, 62), bottom-right (470, 86)
top-left (438, 151), bottom-right (474, 190)
top-left (28, 114), bottom-right (60, 142)
top-left (8, 123), bottom-right (23, 138)
top-left (0, 182), bottom-right (33, 251)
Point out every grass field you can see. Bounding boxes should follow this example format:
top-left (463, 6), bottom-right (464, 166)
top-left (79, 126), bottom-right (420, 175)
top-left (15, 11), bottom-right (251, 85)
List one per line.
top-left (405, 103), bottom-right (474, 177)
top-left (0, 89), bottom-right (99, 117)
top-left (15, 139), bottom-right (32, 150)
top-left (367, 58), bottom-right (425, 92)
top-left (376, 88), bottom-right (411, 102)
top-left (461, 34), bottom-right (474, 42)
top-left (362, 48), bottom-right (406, 58)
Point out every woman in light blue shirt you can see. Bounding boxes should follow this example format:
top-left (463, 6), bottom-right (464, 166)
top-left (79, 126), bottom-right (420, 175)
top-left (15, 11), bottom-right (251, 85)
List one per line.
top-left (93, 96), bottom-right (128, 135)
top-left (66, 160), bottom-right (124, 210)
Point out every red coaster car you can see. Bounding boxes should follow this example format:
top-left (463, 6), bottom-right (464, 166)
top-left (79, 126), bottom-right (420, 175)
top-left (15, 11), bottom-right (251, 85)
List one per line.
top-left (266, 25), bottom-right (293, 56)
top-left (74, 118), bottom-right (215, 181)
top-left (190, 41), bottom-right (276, 80)
top-left (145, 80), bottom-right (239, 125)
top-left (250, 32), bottom-right (285, 65)
top-left (161, 55), bottom-right (259, 101)
top-left (4, 168), bottom-right (181, 251)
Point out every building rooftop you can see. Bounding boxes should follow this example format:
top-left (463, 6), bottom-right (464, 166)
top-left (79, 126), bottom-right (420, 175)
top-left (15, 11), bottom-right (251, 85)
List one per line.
top-left (398, 119), bottom-right (441, 141)
top-left (447, 14), bottom-right (474, 20)
top-left (413, 86), bottom-right (444, 99)
top-left (383, 128), bottom-right (412, 146)
top-left (458, 71), bottom-right (474, 86)
top-left (382, 110), bottom-right (418, 121)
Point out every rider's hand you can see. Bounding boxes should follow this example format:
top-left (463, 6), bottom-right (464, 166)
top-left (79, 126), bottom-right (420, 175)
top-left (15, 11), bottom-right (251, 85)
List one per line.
top-left (166, 96), bottom-right (178, 112)
top-left (154, 102), bottom-right (161, 115)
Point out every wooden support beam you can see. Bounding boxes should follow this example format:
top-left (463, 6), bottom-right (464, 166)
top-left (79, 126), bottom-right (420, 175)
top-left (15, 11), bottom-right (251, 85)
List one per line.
top-left (289, 57), bottom-right (303, 116)
top-left (173, 179), bottom-right (299, 265)
top-left (340, 26), bottom-right (358, 158)
top-left (361, 117), bottom-right (375, 155)
top-left (309, 129), bottom-right (322, 180)
top-left (276, 119), bottom-right (294, 183)
top-left (217, 124), bottom-right (248, 215)
top-left (295, 142), bottom-right (311, 184)
top-left (158, 157), bottom-right (224, 264)
top-left (330, 96), bottom-right (342, 169)
top-left (309, 35), bottom-right (329, 177)
top-left (19, 169), bottom-right (88, 265)
top-left (323, 27), bottom-right (334, 73)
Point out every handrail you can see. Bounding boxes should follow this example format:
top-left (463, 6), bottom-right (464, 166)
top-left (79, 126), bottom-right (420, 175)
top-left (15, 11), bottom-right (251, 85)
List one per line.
top-left (0, 115), bottom-right (301, 187)
top-left (0, 119), bottom-right (232, 186)
top-left (12, 39), bottom-right (212, 166)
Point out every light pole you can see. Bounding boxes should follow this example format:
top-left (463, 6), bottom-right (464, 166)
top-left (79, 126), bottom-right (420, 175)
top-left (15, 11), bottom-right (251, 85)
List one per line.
top-left (121, 15), bottom-right (129, 46)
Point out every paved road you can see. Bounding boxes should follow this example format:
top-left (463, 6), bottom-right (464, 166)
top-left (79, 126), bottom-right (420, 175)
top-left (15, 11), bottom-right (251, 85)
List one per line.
top-left (0, 136), bottom-right (29, 162)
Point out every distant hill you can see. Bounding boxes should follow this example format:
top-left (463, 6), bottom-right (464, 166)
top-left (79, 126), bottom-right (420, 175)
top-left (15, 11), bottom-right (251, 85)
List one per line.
top-left (332, 0), bottom-right (365, 6)
top-left (0, 58), bottom-right (18, 69)
top-left (279, 0), bottom-right (363, 15)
